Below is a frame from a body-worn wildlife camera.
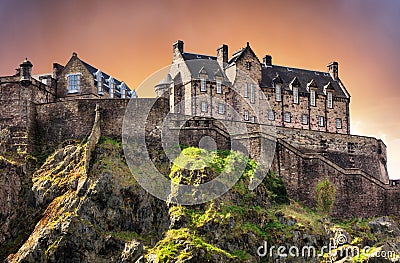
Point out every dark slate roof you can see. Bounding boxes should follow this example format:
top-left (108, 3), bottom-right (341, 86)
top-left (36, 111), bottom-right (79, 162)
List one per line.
top-left (181, 52), bottom-right (229, 82)
top-left (261, 65), bottom-right (348, 98)
top-left (81, 60), bottom-right (135, 97)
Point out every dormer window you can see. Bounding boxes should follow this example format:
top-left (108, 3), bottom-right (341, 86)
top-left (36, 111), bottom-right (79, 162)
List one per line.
top-left (293, 87), bottom-right (299, 104)
top-left (327, 92), bottom-right (333, 108)
top-left (310, 90), bottom-right (316, 106)
top-left (108, 77), bottom-right (115, 98)
top-left (200, 78), bottom-right (206, 92)
top-left (216, 80), bottom-right (222, 94)
top-left (95, 70), bottom-right (103, 96)
top-left (275, 84), bottom-right (282, 102)
top-left (67, 74), bottom-right (81, 94)
top-left (120, 82), bottom-right (127, 98)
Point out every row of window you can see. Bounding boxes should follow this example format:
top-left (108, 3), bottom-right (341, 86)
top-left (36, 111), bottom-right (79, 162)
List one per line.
top-left (67, 73), bottom-right (127, 98)
top-left (275, 85), bottom-right (333, 108)
top-left (200, 79), bottom-right (223, 94)
top-left (267, 110), bottom-right (342, 128)
top-left (200, 101), bottom-right (225, 114)
top-left (199, 82), bottom-right (334, 109)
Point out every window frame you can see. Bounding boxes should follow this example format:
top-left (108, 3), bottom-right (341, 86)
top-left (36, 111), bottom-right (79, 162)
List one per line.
top-left (336, 118), bottom-right (342, 129)
top-left (284, 112), bottom-right (291, 123)
top-left (67, 73), bottom-right (81, 94)
top-left (293, 87), bottom-right (299, 104)
top-left (244, 83), bottom-right (248, 98)
top-left (201, 101), bottom-right (208, 112)
top-left (216, 80), bottom-right (222, 94)
top-left (250, 83), bottom-right (255, 103)
top-left (318, 116), bottom-right (324, 127)
top-left (301, 114), bottom-right (308, 125)
top-left (244, 110), bottom-right (249, 121)
top-left (310, 89), bottom-right (316, 106)
top-left (275, 84), bottom-right (282, 102)
top-left (268, 110), bottom-right (275, 121)
top-left (327, 92), bottom-right (333, 108)
top-left (200, 78), bottom-right (206, 92)
top-left (218, 102), bottom-right (225, 114)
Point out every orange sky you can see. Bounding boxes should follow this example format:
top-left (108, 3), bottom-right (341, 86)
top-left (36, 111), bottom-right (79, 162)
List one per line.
top-left (1, 0), bottom-right (399, 178)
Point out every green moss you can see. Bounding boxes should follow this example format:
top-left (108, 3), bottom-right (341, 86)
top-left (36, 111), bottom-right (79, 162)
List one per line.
top-left (146, 228), bottom-right (235, 262)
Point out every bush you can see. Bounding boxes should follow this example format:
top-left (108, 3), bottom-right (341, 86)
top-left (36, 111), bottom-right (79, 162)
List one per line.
top-left (315, 179), bottom-right (336, 214)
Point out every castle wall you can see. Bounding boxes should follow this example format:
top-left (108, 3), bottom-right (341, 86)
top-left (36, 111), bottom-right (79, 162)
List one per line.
top-left (32, 99), bottom-right (398, 218)
top-left (272, 140), bottom-right (391, 218)
top-left (0, 76), bottom-right (54, 155)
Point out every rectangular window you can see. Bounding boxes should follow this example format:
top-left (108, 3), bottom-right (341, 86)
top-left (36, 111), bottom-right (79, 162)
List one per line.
top-left (276, 85), bottom-right (281, 101)
top-left (268, 110), bottom-right (275, 121)
top-left (301, 114), bottom-right (308, 125)
top-left (284, 112), bottom-right (291, 123)
top-left (218, 103), bottom-right (225, 114)
top-left (244, 83), bottom-right (248, 98)
top-left (250, 83), bottom-right (255, 103)
top-left (318, 116), bottom-right (324, 127)
top-left (327, 92), bottom-right (333, 108)
top-left (67, 74), bottom-right (81, 93)
top-left (216, 80), bottom-right (222, 94)
top-left (201, 101), bottom-right (207, 112)
top-left (244, 110), bottom-right (249, 121)
top-left (336, 118), bottom-right (342, 129)
top-left (293, 87), bottom-right (299, 104)
top-left (310, 90), bottom-right (316, 106)
top-left (250, 116), bottom-right (255, 123)
top-left (201, 79), bottom-right (206, 92)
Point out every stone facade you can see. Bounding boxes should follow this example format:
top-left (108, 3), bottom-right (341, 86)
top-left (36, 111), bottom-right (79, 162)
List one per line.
top-left (157, 40), bottom-right (350, 134)
top-left (0, 41), bottom-right (397, 218)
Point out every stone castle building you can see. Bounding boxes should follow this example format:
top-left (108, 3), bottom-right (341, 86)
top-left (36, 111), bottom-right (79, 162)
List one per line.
top-left (0, 40), bottom-right (399, 218)
top-left (156, 40), bottom-right (349, 134)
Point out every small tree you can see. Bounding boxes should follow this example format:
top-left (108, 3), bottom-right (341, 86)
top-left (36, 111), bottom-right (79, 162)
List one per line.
top-left (315, 179), bottom-right (336, 214)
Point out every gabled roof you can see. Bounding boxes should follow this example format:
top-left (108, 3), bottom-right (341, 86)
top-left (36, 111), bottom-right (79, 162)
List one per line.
top-left (227, 42), bottom-right (261, 67)
top-left (180, 52), bottom-right (229, 82)
top-left (81, 60), bottom-right (136, 98)
top-left (261, 65), bottom-right (347, 98)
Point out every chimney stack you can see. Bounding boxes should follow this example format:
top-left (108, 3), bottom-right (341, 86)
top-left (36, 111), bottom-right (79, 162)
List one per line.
top-left (173, 40), bottom-right (184, 54)
top-left (263, 55), bottom-right (272, 66)
top-left (53, 63), bottom-right (65, 79)
top-left (327, 61), bottom-right (338, 80)
top-left (217, 44), bottom-right (228, 64)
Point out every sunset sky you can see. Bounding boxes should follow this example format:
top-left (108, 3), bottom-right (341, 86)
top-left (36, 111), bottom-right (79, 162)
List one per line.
top-left (1, 0), bottom-right (399, 178)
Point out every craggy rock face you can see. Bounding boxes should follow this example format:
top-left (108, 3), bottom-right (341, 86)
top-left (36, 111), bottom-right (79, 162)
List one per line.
top-left (3, 139), bottom-right (400, 262)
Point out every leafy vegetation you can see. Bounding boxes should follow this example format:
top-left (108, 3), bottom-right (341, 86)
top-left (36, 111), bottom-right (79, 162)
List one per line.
top-left (315, 179), bottom-right (336, 214)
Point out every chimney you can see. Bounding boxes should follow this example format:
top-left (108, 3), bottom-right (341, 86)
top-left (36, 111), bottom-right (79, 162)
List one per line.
top-left (217, 44), bottom-right (228, 64)
top-left (53, 63), bottom-right (64, 79)
top-left (173, 40), bottom-right (184, 54)
top-left (327, 61), bottom-right (338, 80)
top-left (263, 55), bottom-right (272, 66)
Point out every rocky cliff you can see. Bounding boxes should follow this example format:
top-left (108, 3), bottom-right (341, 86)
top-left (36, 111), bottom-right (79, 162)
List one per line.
top-left (1, 137), bottom-right (400, 262)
